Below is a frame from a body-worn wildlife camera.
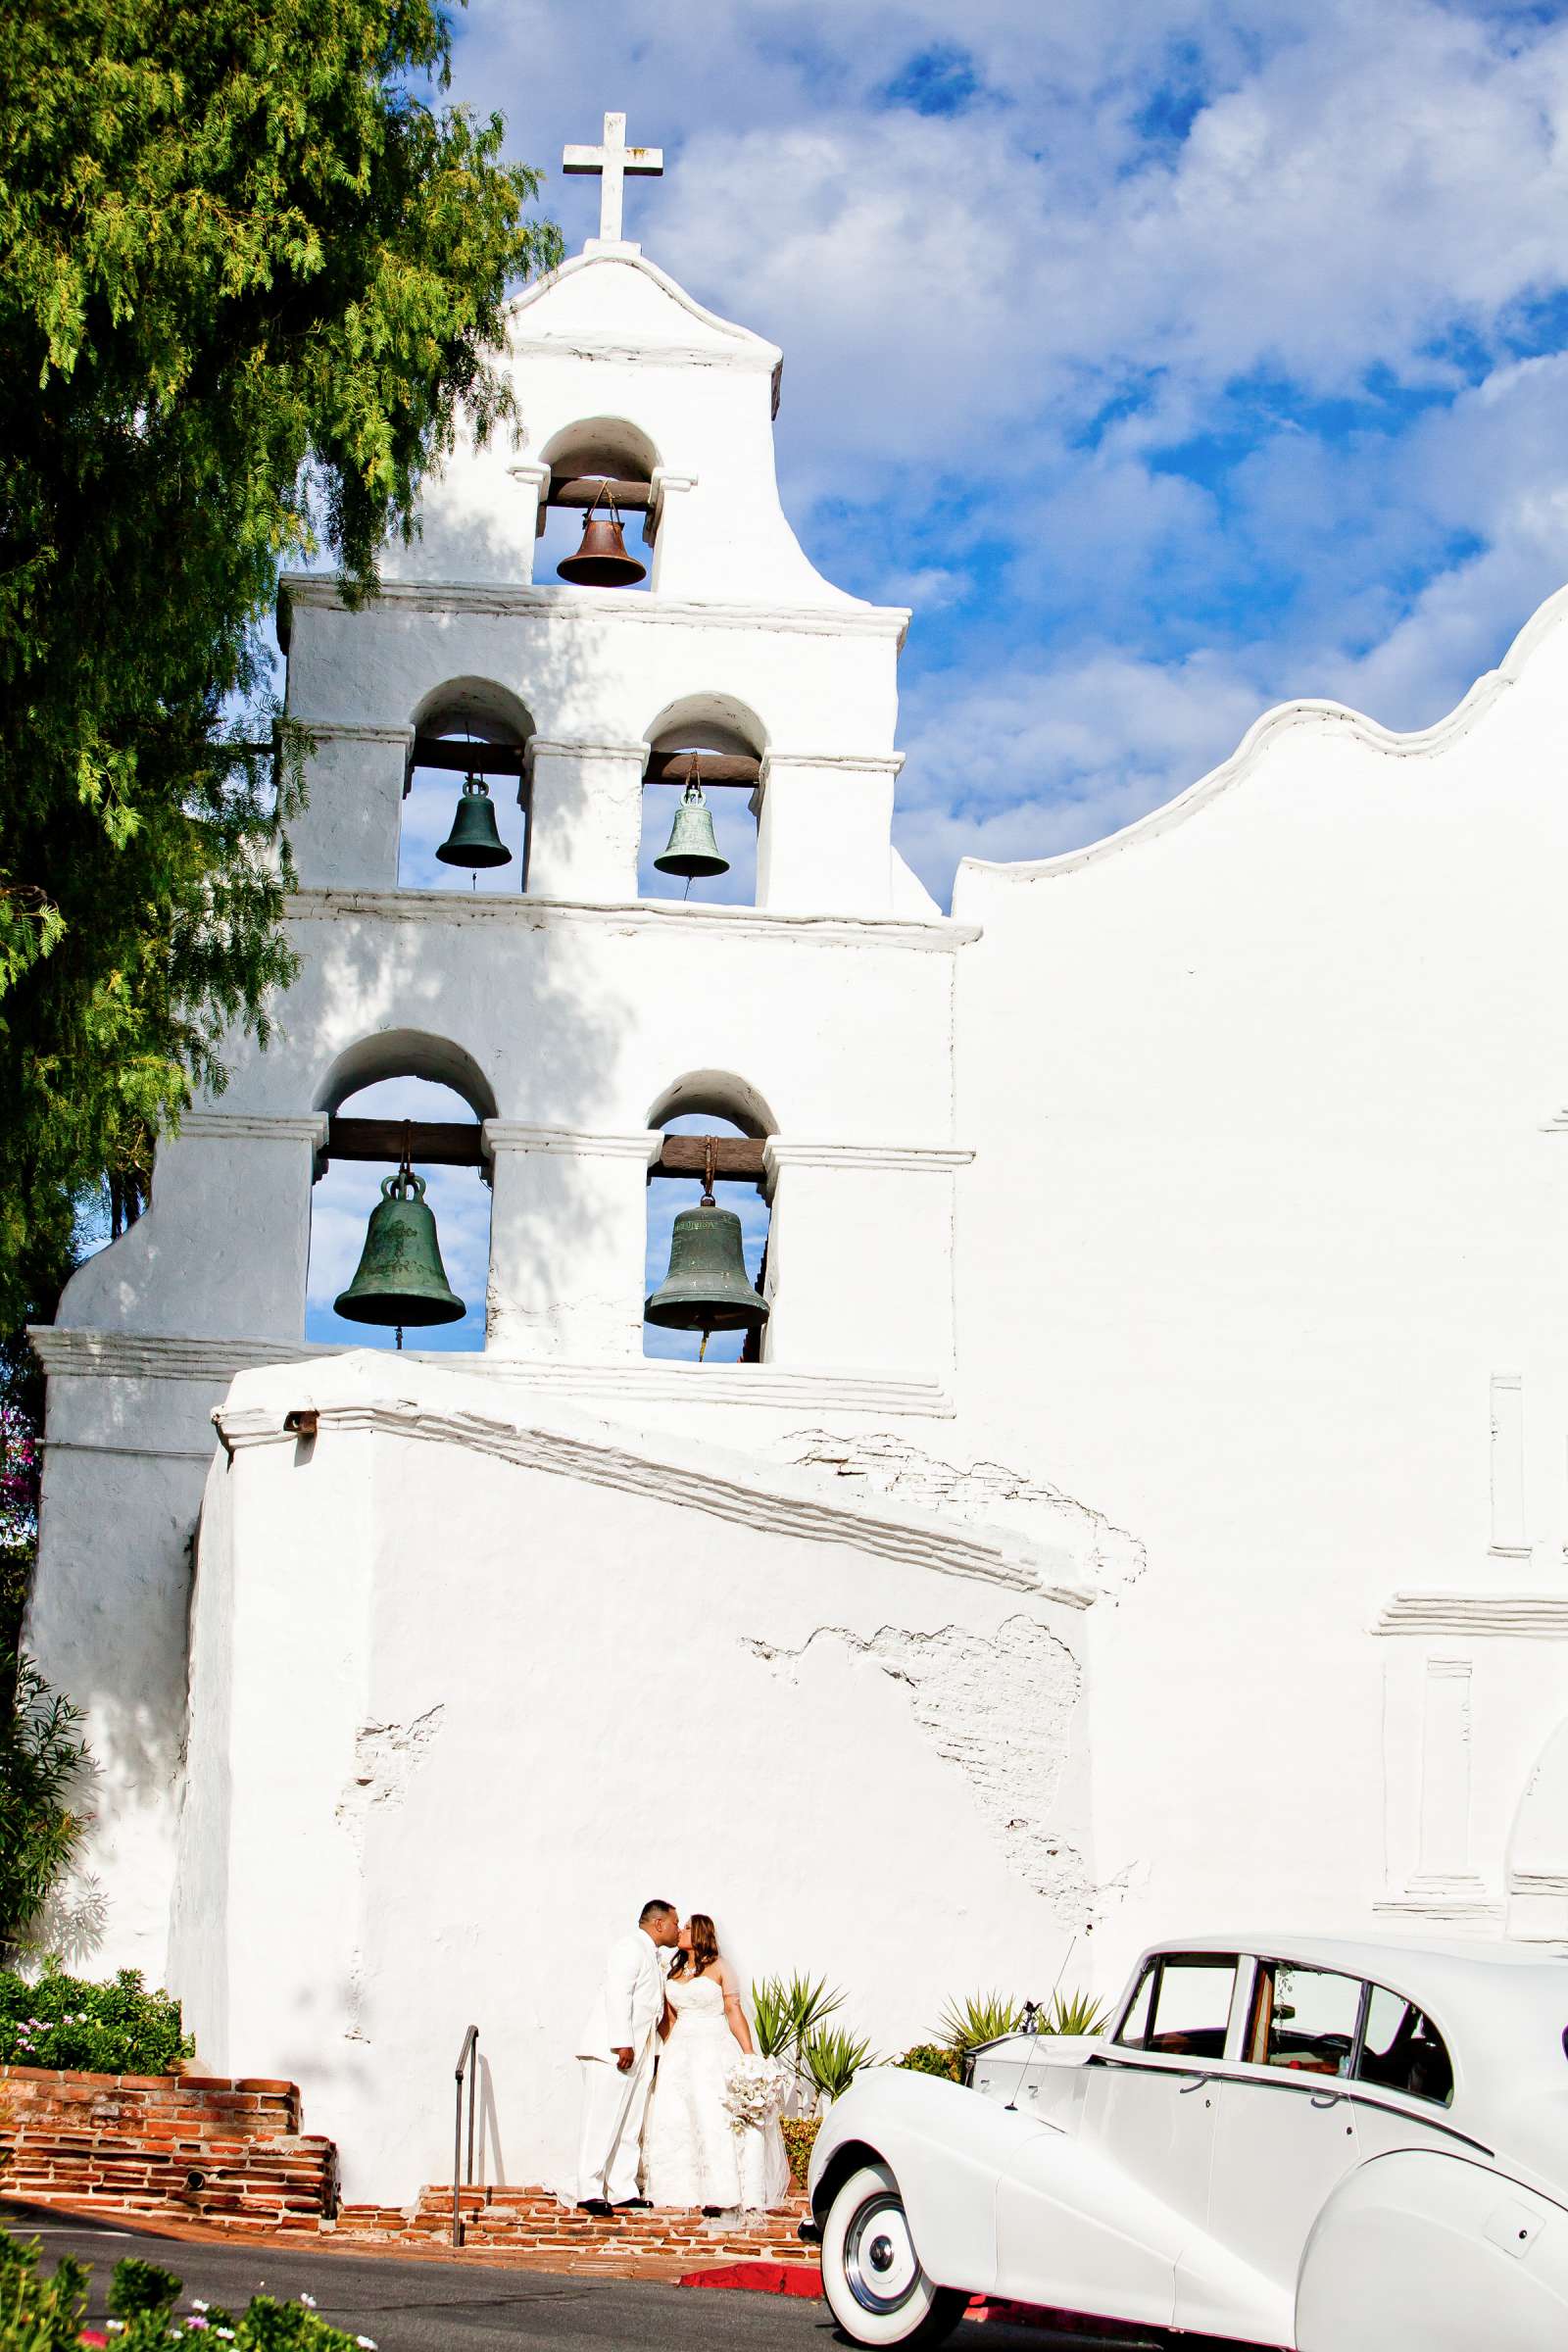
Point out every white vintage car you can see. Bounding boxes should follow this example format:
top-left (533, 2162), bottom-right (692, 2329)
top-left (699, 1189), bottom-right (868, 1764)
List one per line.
top-left (807, 1935), bottom-right (1568, 2349)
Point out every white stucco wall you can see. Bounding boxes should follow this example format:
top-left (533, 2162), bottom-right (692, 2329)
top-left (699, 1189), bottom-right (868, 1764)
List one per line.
top-left (949, 588), bottom-right (1568, 1990)
top-left (169, 1355), bottom-right (1094, 2203)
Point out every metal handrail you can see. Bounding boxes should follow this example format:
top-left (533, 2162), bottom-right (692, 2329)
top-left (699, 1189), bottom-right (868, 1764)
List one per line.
top-left (452, 2025), bottom-right (479, 2246)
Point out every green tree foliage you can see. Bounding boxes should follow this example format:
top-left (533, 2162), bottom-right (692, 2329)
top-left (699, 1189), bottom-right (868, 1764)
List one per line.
top-left (0, 0), bottom-right (561, 1328)
top-left (0, 1655), bottom-right (92, 1958)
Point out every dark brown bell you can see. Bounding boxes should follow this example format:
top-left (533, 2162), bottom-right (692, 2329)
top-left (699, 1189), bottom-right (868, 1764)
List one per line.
top-left (558, 509), bottom-right (647, 588)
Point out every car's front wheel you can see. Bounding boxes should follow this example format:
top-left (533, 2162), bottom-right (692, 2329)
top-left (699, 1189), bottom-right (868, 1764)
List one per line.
top-left (819, 2160), bottom-right (965, 2347)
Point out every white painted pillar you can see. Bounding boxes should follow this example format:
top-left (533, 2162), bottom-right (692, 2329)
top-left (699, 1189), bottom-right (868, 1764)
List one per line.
top-left (756, 755), bottom-right (901, 915)
top-left (287, 724), bottom-right (413, 890)
top-left (508, 461), bottom-right (551, 585)
top-left (524, 740), bottom-right (646, 902)
top-left (483, 1124), bottom-right (659, 1358)
top-left (55, 1112), bottom-right (327, 1343)
top-left (761, 1140), bottom-right (972, 1377)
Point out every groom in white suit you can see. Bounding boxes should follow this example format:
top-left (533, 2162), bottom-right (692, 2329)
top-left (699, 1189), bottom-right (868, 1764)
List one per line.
top-left (575, 1897), bottom-right (681, 2212)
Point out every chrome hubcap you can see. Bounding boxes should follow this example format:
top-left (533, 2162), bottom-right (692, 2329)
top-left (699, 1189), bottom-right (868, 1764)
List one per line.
top-left (843, 2192), bottom-right (921, 2314)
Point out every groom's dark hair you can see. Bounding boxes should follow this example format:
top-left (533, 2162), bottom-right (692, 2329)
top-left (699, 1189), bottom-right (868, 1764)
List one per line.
top-left (639, 1898), bottom-right (677, 1926)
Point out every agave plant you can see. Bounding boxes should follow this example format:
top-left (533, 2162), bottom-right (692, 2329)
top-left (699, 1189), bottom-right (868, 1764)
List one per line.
top-left (804, 2023), bottom-right (876, 2104)
top-left (936, 1990), bottom-right (1029, 2052)
top-left (751, 1971), bottom-right (845, 2063)
top-left (1042, 1986), bottom-right (1110, 2035)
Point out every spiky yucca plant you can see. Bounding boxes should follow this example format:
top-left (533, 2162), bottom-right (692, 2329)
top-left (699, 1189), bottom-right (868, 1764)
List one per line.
top-left (1043, 1987), bottom-right (1109, 2035)
top-left (805, 2024), bottom-right (876, 2103)
top-left (750, 1971), bottom-right (844, 2061)
top-left (936, 1990), bottom-right (1028, 2052)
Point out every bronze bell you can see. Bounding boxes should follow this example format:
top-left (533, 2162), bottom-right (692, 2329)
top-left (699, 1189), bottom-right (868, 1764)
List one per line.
top-left (645, 1182), bottom-right (768, 1351)
top-left (558, 489), bottom-right (647, 588)
top-left (334, 1167), bottom-right (466, 1335)
top-left (654, 777), bottom-right (729, 880)
top-left (436, 774), bottom-right (513, 869)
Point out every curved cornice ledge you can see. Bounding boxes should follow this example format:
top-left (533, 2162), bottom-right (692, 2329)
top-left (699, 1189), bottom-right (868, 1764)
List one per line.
top-left (954, 581), bottom-right (1568, 902)
top-left (213, 1395), bottom-right (1091, 1604)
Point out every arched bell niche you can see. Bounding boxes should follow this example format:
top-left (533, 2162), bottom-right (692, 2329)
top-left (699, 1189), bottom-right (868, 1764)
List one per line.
top-left (306, 1031), bottom-right (497, 1352)
top-left (399, 679), bottom-right (533, 892)
top-left (537, 416), bottom-right (660, 595)
top-left (643, 1071), bottom-right (774, 1364)
top-left (640, 695), bottom-right (764, 907)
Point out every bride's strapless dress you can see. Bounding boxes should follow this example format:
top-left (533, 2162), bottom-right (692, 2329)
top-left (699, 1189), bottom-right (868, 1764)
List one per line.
top-left (643, 1975), bottom-right (792, 2210)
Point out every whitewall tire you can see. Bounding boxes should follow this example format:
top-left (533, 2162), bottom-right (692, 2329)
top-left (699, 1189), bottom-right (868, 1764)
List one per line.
top-left (820, 2160), bottom-right (965, 2347)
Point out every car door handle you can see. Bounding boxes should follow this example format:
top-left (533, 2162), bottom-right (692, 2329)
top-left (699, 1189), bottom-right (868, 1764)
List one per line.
top-left (1310, 2090), bottom-right (1341, 2108)
top-left (1178, 2076), bottom-right (1207, 2094)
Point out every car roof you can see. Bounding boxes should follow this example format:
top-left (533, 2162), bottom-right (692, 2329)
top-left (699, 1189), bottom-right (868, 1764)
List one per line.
top-left (1138, 1933), bottom-right (1568, 2053)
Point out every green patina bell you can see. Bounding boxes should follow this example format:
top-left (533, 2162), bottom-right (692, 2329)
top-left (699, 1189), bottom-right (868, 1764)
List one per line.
top-left (436, 774), bottom-right (513, 869)
top-left (645, 1192), bottom-right (768, 1343)
top-left (654, 778), bottom-right (729, 880)
top-left (334, 1169), bottom-right (466, 1330)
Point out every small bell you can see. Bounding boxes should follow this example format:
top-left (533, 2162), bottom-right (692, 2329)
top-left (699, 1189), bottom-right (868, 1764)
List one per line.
top-left (436, 774), bottom-right (513, 869)
top-left (645, 1154), bottom-right (768, 1355)
top-left (334, 1167), bottom-right (466, 1335)
top-left (557, 488), bottom-right (647, 588)
top-left (654, 778), bottom-right (729, 880)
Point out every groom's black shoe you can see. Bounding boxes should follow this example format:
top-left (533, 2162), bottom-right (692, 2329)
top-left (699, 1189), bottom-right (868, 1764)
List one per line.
top-left (577, 2199), bottom-right (613, 2217)
top-left (613, 2197), bottom-right (653, 2209)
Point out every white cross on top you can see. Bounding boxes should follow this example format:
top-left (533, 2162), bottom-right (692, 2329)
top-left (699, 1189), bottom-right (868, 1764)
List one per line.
top-left (562, 111), bottom-right (664, 250)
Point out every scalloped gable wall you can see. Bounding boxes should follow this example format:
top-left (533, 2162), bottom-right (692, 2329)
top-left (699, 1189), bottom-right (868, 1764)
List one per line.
top-left (950, 574), bottom-right (1568, 1952)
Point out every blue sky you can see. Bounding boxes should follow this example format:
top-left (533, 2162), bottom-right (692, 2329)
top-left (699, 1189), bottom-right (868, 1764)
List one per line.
top-left (438, 0), bottom-right (1568, 891)
top-left (306, 0), bottom-right (1568, 1348)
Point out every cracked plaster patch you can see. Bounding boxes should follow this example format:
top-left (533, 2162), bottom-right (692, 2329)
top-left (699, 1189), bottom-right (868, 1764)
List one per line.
top-left (336, 1706), bottom-right (446, 1832)
top-left (747, 1616), bottom-right (1095, 1920)
top-left (335, 1707), bottom-right (445, 2042)
top-left (782, 1429), bottom-right (1145, 1601)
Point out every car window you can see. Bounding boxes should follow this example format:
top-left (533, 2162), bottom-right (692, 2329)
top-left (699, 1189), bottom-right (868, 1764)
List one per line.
top-left (1354, 1983), bottom-right (1454, 2108)
top-left (1247, 1963), bottom-right (1363, 2078)
top-left (1115, 1956), bottom-right (1237, 2060)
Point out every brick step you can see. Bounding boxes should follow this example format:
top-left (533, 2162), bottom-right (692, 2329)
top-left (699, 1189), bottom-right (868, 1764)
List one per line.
top-left (308, 2182), bottom-right (821, 2267)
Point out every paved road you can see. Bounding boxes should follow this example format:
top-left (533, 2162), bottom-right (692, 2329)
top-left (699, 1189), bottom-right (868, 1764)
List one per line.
top-left (0, 2202), bottom-right (1107, 2351)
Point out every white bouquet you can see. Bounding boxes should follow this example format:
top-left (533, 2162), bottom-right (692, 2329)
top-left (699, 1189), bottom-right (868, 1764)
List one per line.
top-left (721, 2052), bottom-right (788, 2139)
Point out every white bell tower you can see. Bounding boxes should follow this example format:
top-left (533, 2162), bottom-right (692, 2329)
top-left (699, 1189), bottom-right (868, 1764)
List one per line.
top-left (27, 113), bottom-right (986, 2006)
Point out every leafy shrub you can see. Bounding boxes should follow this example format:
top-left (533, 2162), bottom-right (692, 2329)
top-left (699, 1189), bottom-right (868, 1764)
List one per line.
top-left (0, 2224), bottom-right (371, 2347)
top-left (895, 2040), bottom-right (963, 2082)
top-left (0, 1962), bottom-right (193, 2074)
top-left (936, 1990), bottom-right (1028, 2052)
top-left (779, 2114), bottom-right (820, 2190)
top-left (1041, 1987), bottom-right (1109, 2035)
top-left (0, 1655), bottom-right (92, 1958)
top-left (804, 2024), bottom-right (876, 2103)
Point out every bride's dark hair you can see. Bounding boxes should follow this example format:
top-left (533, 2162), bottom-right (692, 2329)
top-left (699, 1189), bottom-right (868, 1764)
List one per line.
top-left (668, 1912), bottom-right (720, 1979)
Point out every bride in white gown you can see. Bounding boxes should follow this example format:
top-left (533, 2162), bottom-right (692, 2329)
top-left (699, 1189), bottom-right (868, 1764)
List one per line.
top-left (643, 1913), bottom-right (792, 2212)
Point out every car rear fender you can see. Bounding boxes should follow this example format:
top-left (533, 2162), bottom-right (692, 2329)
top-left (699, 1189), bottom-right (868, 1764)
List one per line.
top-left (1297, 2150), bottom-right (1568, 2352)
